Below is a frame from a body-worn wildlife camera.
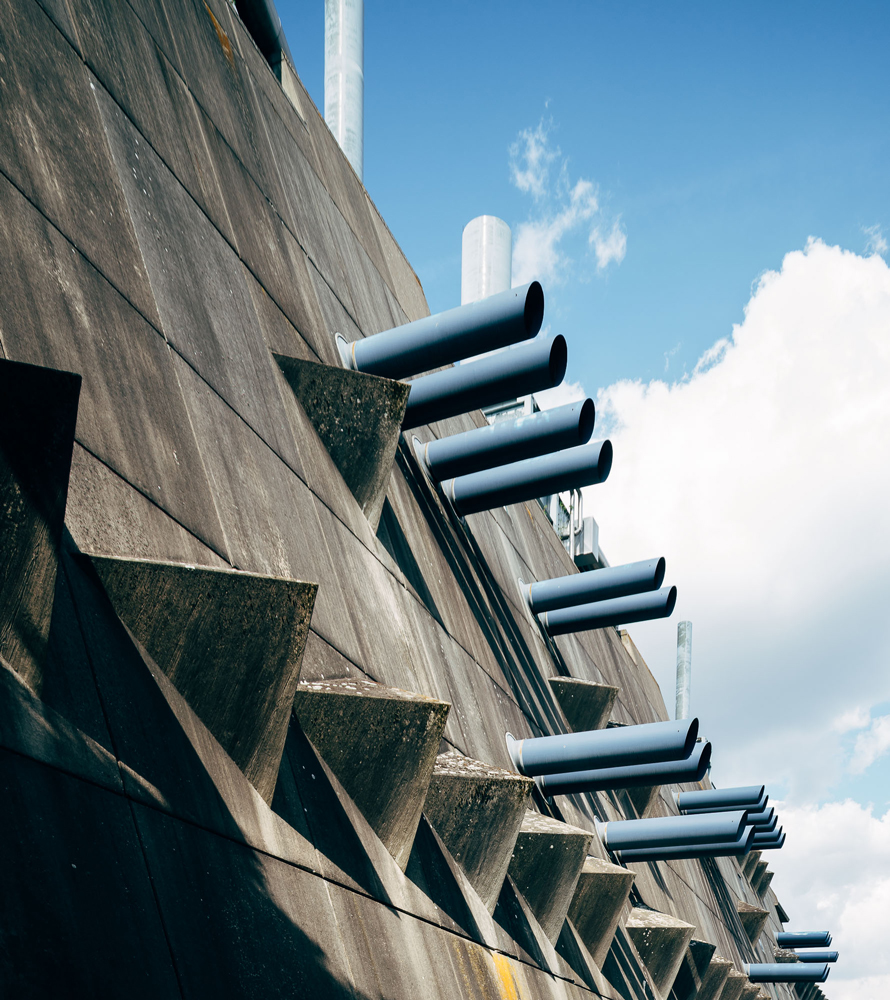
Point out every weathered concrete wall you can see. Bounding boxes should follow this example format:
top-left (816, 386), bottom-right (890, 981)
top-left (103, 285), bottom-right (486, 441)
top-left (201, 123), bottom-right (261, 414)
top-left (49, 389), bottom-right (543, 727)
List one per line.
top-left (0, 0), bottom-right (802, 997)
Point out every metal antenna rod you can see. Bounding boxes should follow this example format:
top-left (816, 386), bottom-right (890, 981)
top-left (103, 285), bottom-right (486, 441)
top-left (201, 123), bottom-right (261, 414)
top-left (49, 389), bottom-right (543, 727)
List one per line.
top-left (676, 620), bottom-right (692, 720)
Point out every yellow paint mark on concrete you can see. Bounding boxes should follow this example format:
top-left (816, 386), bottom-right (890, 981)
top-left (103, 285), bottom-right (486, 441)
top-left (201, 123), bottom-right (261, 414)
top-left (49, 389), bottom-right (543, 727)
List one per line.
top-left (204, 3), bottom-right (235, 69)
top-left (492, 953), bottom-right (519, 1000)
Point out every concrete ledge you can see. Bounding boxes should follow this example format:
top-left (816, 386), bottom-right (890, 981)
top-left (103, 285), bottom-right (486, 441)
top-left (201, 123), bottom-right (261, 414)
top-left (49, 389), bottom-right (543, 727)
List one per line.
top-left (774, 948), bottom-right (799, 963)
top-left (0, 358), bottom-right (80, 690)
top-left (742, 850), bottom-right (762, 877)
top-left (89, 556), bottom-right (317, 802)
top-left (695, 955), bottom-right (734, 1000)
top-left (422, 750), bottom-right (534, 912)
top-left (736, 901), bottom-right (769, 944)
top-left (275, 354), bottom-right (410, 527)
top-left (547, 676), bottom-right (618, 732)
top-left (739, 983), bottom-right (761, 1000)
top-left (507, 811), bottom-right (593, 942)
top-left (567, 856), bottom-right (635, 967)
top-left (751, 860), bottom-right (769, 893)
top-left (625, 905), bottom-right (696, 996)
top-left (292, 678), bottom-right (449, 870)
top-left (754, 868), bottom-right (774, 897)
top-left (719, 969), bottom-right (749, 1000)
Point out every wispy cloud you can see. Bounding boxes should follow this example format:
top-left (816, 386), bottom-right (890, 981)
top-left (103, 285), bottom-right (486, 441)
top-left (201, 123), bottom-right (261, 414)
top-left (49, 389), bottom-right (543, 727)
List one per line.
top-left (850, 714), bottom-right (890, 774)
top-left (864, 224), bottom-right (888, 257)
top-left (509, 116), bottom-right (626, 286)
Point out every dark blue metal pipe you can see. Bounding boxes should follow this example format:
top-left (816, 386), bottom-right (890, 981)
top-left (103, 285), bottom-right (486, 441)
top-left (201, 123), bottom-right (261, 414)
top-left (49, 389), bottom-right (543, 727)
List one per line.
top-left (506, 717), bottom-right (698, 778)
top-left (350, 282), bottom-right (544, 380)
top-left (746, 807), bottom-right (776, 829)
top-left (402, 335), bottom-right (566, 430)
top-left (535, 741), bottom-right (711, 795)
top-left (777, 932), bottom-right (832, 949)
top-left (421, 398), bottom-right (594, 481)
top-left (676, 785), bottom-right (765, 812)
top-left (614, 826), bottom-right (755, 862)
top-left (541, 586), bottom-right (676, 635)
top-left (756, 834), bottom-right (785, 850)
top-left (235, 0), bottom-right (294, 66)
top-left (445, 438), bottom-right (611, 517)
top-left (794, 952), bottom-right (838, 964)
top-left (526, 557), bottom-right (666, 614)
top-left (598, 811), bottom-right (747, 850)
top-left (752, 827), bottom-right (784, 846)
top-left (681, 796), bottom-right (768, 816)
top-left (745, 964), bottom-right (829, 984)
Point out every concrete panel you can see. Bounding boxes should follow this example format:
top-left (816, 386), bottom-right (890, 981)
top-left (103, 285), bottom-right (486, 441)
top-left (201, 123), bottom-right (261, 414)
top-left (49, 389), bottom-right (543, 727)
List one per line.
top-left (69, 0), bottom-right (236, 248)
top-left (0, 173), bottom-right (229, 559)
top-left (245, 261), bottom-right (325, 363)
top-left (549, 675), bottom-right (619, 733)
top-left (423, 750), bottom-right (534, 912)
top-left (0, 657), bottom-right (119, 792)
top-left (736, 902), bottom-right (769, 945)
top-left (508, 811), bottom-right (593, 943)
top-left (0, 0), bottom-right (159, 322)
top-left (90, 555), bottom-right (316, 802)
top-left (276, 354), bottom-right (409, 526)
top-left (625, 906), bottom-right (696, 996)
top-left (92, 83), bottom-right (304, 474)
top-left (132, 803), bottom-right (359, 1000)
top-left (567, 857), bottom-right (636, 967)
top-left (0, 358), bottom-right (79, 689)
top-left (292, 677), bottom-right (449, 870)
top-left (65, 443), bottom-right (229, 568)
top-left (0, 750), bottom-right (180, 997)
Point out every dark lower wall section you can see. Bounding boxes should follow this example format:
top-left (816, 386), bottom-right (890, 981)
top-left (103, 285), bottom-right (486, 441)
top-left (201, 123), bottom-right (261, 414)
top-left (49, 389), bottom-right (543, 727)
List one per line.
top-left (0, 0), bottom-right (797, 997)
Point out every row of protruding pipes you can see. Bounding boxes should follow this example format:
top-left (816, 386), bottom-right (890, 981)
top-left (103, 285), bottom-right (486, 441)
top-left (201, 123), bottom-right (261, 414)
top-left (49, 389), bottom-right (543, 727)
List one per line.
top-left (337, 279), bottom-right (834, 987)
top-left (339, 281), bottom-right (677, 636)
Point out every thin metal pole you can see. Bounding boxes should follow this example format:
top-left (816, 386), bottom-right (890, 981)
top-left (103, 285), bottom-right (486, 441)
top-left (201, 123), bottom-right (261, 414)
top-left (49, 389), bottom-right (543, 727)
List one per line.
top-left (675, 620), bottom-right (692, 720)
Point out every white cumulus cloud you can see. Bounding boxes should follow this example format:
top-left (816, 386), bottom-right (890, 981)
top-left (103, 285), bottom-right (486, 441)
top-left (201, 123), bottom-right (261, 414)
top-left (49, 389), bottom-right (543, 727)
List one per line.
top-left (578, 239), bottom-right (890, 802)
top-left (509, 117), bottom-right (625, 286)
top-left (767, 799), bottom-right (890, 1000)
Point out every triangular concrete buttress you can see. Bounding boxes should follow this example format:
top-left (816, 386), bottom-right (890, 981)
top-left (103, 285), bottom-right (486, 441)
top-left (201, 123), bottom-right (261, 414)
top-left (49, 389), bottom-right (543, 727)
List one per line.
top-left (567, 856), bottom-right (635, 967)
top-left (89, 555), bottom-right (317, 802)
top-left (624, 905), bottom-right (696, 997)
top-left (274, 354), bottom-right (410, 528)
top-left (292, 677), bottom-right (450, 871)
top-left (423, 750), bottom-right (534, 912)
top-left (507, 810), bottom-right (593, 943)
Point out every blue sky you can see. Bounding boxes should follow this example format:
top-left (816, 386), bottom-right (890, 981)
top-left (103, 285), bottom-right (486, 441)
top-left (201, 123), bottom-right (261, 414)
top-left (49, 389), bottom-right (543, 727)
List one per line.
top-left (281, 0), bottom-right (889, 390)
top-left (276, 7), bottom-right (890, 992)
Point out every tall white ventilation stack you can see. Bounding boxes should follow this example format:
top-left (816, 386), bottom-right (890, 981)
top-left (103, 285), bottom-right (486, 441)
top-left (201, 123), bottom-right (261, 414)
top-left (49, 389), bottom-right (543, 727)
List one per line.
top-left (324, 0), bottom-right (364, 181)
top-left (461, 216), bottom-right (512, 304)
